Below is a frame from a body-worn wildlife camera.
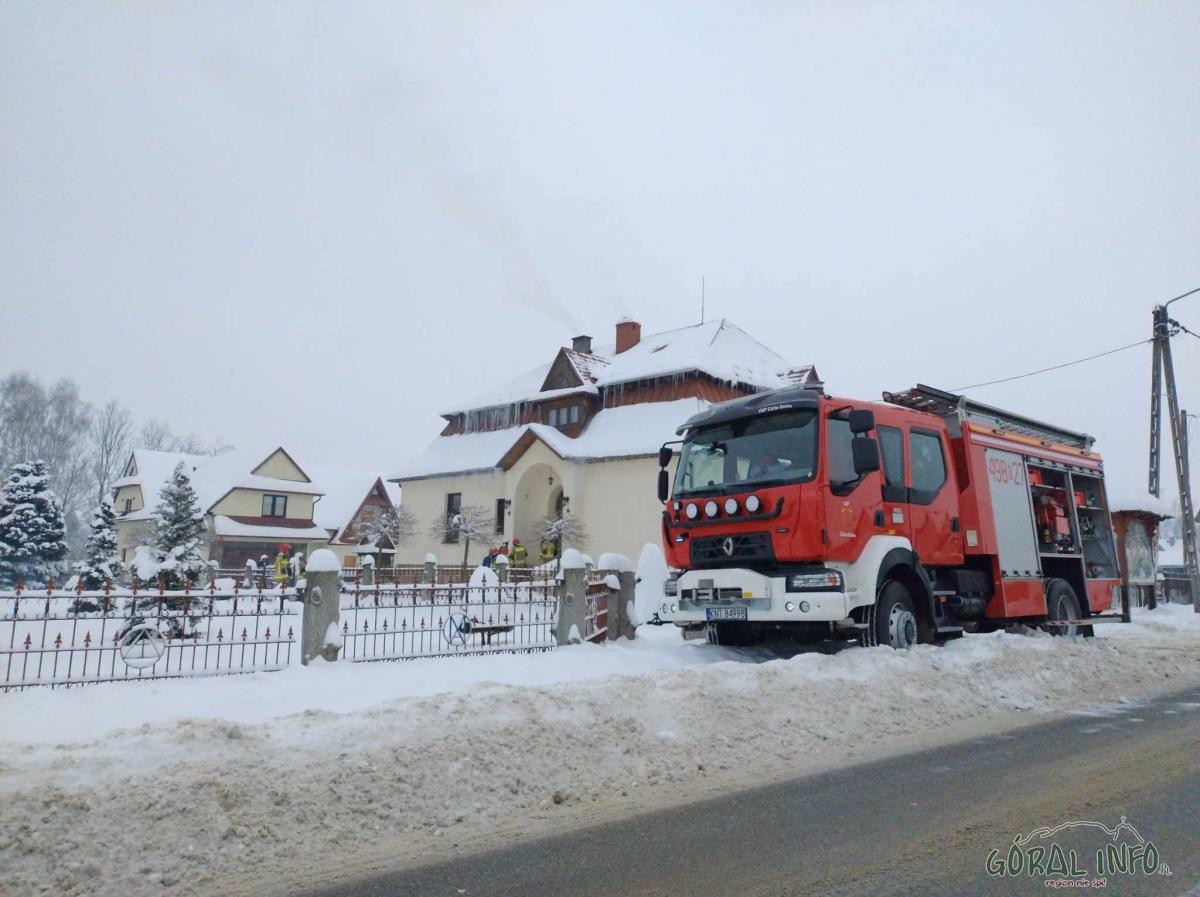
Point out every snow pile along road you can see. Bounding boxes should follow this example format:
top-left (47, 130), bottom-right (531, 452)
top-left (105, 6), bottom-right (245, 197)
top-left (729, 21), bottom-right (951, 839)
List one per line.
top-left (2, 605), bottom-right (1199, 897)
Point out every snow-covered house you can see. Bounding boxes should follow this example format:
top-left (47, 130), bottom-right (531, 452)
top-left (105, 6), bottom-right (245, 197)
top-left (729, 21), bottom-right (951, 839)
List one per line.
top-left (392, 318), bottom-right (816, 565)
top-left (110, 447), bottom-right (331, 570)
top-left (307, 468), bottom-right (402, 569)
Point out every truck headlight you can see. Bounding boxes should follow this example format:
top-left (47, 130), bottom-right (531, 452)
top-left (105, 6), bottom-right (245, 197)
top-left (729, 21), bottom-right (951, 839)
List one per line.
top-left (704, 500), bottom-right (719, 518)
top-left (685, 502), bottom-right (700, 520)
top-left (745, 494), bottom-right (761, 513)
top-left (724, 497), bottom-right (738, 515)
top-left (787, 570), bottom-right (844, 591)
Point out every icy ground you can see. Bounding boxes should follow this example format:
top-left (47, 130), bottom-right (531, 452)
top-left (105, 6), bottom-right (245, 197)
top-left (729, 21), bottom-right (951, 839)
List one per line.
top-left (2, 604), bottom-right (1199, 897)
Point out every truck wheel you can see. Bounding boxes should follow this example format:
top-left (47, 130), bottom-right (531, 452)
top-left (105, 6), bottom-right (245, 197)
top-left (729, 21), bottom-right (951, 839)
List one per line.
top-left (1043, 579), bottom-right (1082, 637)
top-left (859, 581), bottom-right (919, 650)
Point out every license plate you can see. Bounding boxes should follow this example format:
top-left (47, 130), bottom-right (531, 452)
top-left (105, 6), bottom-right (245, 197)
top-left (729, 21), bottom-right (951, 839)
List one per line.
top-left (706, 606), bottom-right (748, 621)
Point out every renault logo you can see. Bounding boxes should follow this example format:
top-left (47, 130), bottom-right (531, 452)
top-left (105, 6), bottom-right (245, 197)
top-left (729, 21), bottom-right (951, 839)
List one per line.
top-left (721, 537), bottom-right (735, 557)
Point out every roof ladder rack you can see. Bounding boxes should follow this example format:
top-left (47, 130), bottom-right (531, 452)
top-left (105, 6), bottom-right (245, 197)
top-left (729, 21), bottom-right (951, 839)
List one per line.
top-left (882, 384), bottom-right (1095, 450)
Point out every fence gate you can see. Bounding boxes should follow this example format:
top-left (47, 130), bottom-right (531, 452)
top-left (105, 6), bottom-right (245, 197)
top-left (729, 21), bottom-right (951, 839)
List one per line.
top-left (1, 582), bottom-right (297, 692)
top-left (339, 582), bottom-right (557, 661)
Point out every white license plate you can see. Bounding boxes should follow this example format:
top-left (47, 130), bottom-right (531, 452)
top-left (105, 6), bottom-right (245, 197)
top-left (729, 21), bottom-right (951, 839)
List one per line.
top-left (706, 606), bottom-right (748, 621)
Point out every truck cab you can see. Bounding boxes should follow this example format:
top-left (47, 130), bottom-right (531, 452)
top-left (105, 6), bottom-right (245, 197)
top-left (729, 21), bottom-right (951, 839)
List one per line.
top-left (656, 382), bottom-right (1121, 647)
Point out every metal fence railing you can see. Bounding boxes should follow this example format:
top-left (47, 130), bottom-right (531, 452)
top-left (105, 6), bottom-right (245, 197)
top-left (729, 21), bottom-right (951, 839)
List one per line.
top-left (584, 574), bottom-right (609, 643)
top-left (1, 580), bottom-right (298, 692)
top-left (338, 582), bottom-right (558, 661)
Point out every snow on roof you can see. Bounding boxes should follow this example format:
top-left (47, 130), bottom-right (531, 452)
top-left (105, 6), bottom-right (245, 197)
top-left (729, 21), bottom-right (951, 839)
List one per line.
top-left (450, 319), bottom-right (796, 413)
top-left (394, 398), bottom-right (707, 480)
top-left (305, 466), bottom-right (400, 532)
top-left (211, 515), bottom-right (331, 540)
top-left (1107, 484), bottom-right (1174, 517)
top-left (111, 448), bottom-right (323, 521)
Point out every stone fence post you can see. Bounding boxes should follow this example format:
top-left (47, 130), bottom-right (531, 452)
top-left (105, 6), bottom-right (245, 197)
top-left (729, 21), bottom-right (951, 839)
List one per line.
top-left (301, 549), bottom-right (343, 665)
top-left (495, 553), bottom-right (510, 583)
top-left (422, 553), bottom-right (437, 585)
top-left (360, 554), bottom-right (375, 586)
top-left (556, 564), bottom-right (589, 645)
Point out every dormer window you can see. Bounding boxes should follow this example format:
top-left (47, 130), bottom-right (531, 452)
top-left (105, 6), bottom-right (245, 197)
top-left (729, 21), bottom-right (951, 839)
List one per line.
top-left (262, 494), bottom-right (287, 517)
top-left (546, 405), bottom-right (581, 429)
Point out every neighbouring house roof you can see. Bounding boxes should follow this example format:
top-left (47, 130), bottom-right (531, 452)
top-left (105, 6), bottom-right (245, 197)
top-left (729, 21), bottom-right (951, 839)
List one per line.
top-left (211, 515), bottom-right (331, 541)
top-left (445, 319), bottom-right (802, 414)
top-left (110, 448), bottom-right (323, 523)
top-left (1107, 484), bottom-right (1175, 518)
top-left (394, 398), bottom-right (707, 481)
top-left (305, 466), bottom-right (402, 542)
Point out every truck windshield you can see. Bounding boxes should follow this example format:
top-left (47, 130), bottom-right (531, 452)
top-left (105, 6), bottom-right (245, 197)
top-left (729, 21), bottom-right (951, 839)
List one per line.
top-left (674, 410), bottom-right (818, 496)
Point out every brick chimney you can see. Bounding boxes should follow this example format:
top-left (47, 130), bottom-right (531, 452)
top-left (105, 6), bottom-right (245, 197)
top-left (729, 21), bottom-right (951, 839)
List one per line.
top-left (615, 317), bottom-right (641, 354)
top-left (571, 334), bottom-right (593, 354)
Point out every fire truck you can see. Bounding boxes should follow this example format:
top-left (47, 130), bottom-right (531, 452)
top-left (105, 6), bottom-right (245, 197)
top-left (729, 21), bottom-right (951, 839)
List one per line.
top-left (655, 383), bottom-right (1127, 647)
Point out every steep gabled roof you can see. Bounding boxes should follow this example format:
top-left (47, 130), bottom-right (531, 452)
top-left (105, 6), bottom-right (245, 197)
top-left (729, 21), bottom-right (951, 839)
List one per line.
top-left (446, 319), bottom-right (798, 414)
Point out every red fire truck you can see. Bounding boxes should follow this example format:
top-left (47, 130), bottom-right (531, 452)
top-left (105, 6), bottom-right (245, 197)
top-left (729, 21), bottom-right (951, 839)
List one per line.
top-left (655, 383), bottom-right (1126, 647)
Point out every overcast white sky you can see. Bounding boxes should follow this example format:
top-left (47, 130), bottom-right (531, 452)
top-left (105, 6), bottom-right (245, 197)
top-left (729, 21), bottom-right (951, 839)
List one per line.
top-left (2, 2), bottom-right (1198, 497)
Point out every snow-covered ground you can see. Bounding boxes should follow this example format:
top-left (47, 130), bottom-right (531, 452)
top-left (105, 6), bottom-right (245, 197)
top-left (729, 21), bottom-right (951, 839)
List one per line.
top-left (2, 601), bottom-right (1199, 897)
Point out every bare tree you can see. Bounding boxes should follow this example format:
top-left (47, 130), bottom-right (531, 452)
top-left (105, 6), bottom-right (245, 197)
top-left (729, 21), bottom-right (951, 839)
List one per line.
top-left (429, 505), bottom-right (492, 569)
top-left (365, 502), bottom-right (418, 547)
top-left (539, 514), bottom-right (588, 555)
top-left (90, 400), bottom-right (133, 504)
top-left (137, 418), bottom-right (233, 456)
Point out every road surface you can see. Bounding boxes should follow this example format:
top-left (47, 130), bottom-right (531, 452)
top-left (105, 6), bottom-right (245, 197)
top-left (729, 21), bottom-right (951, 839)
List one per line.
top-left (306, 685), bottom-right (1200, 897)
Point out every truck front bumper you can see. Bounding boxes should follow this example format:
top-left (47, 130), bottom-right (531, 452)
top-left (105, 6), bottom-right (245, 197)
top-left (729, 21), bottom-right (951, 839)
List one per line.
top-left (658, 567), bottom-right (850, 625)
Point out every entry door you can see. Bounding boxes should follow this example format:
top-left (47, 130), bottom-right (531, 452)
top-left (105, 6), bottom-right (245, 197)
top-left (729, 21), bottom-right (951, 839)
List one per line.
top-left (906, 427), bottom-right (963, 566)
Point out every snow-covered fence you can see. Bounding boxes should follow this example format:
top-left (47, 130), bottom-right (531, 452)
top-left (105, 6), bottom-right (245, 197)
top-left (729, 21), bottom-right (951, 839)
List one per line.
top-left (0, 580), bottom-right (298, 691)
top-left (337, 581), bottom-right (558, 661)
top-left (584, 573), bottom-right (609, 642)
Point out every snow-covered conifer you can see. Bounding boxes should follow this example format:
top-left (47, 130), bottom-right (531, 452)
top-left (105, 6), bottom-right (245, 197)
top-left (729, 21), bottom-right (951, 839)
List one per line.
top-left (0, 460), bottom-right (68, 587)
top-left (136, 462), bottom-right (207, 588)
top-left (75, 496), bottom-right (122, 589)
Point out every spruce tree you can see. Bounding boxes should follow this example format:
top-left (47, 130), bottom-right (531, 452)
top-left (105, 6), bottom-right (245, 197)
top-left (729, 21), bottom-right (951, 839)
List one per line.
top-left (0, 460), bottom-right (68, 588)
top-left (140, 461), bottom-right (207, 589)
top-left (75, 496), bottom-right (122, 589)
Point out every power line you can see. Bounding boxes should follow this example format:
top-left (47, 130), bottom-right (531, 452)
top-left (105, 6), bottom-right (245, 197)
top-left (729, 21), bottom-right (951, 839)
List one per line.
top-left (954, 339), bottom-right (1152, 392)
top-left (1176, 320), bottom-right (1200, 341)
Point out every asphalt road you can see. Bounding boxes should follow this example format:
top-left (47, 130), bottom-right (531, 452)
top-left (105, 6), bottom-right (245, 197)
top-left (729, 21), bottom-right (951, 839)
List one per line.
top-left (308, 685), bottom-right (1200, 897)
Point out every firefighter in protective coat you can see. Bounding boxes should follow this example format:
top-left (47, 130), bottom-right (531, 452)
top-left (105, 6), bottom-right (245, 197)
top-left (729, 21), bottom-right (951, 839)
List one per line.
top-left (273, 544), bottom-right (291, 587)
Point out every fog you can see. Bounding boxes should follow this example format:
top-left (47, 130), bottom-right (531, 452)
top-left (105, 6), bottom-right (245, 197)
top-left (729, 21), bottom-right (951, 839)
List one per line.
top-left (2, 2), bottom-right (1197, 497)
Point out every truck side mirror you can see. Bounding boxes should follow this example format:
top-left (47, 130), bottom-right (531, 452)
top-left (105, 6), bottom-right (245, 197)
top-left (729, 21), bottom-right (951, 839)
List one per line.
top-left (658, 445), bottom-right (673, 468)
top-left (657, 469), bottom-right (670, 503)
top-left (848, 409), bottom-right (875, 434)
top-left (852, 437), bottom-right (881, 476)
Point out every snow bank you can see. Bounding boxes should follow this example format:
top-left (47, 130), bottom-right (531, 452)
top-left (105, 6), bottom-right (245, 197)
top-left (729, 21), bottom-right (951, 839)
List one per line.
top-left (597, 552), bottom-right (632, 572)
top-left (305, 548), bottom-right (341, 573)
top-left (468, 565), bottom-right (499, 587)
top-left (633, 543), bottom-right (669, 625)
top-left (2, 609), bottom-right (1199, 897)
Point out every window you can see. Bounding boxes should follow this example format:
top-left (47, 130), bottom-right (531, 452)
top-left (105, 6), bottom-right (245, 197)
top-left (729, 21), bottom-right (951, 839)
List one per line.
top-left (568, 404), bottom-right (580, 424)
top-left (444, 492), bottom-right (462, 543)
top-left (123, 497), bottom-right (133, 515)
top-left (120, 548), bottom-right (128, 563)
top-left (495, 498), bottom-right (506, 535)
top-left (262, 494), bottom-right (287, 517)
top-left (878, 425), bottom-right (906, 501)
top-left (909, 431), bottom-right (946, 496)
top-left (675, 411), bottom-right (818, 494)
top-left (547, 408), bottom-right (558, 427)
top-left (827, 418), bottom-right (856, 487)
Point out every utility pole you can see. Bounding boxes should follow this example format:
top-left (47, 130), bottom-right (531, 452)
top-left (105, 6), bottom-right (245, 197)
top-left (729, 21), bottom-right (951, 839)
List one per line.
top-left (1148, 301), bottom-right (1200, 612)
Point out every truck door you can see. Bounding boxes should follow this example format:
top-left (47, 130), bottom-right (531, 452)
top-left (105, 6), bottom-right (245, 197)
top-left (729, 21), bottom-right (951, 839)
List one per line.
top-left (877, 424), bottom-right (911, 543)
top-left (822, 414), bottom-right (881, 563)
top-left (906, 427), bottom-right (963, 566)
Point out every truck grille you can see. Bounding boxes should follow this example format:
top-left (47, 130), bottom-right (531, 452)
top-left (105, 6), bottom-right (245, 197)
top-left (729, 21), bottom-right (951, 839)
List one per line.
top-left (689, 532), bottom-right (775, 567)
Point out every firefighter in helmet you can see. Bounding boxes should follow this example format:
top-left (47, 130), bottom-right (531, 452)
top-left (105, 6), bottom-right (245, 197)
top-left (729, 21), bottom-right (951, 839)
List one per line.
top-left (273, 544), bottom-right (291, 587)
top-left (510, 538), bottom-right (528, 567)
top-left (540, 538), bottom-right (556, 566)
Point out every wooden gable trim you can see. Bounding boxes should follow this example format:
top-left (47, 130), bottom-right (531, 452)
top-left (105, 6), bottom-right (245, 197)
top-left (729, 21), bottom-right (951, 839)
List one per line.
top-left (497, 430), bottom-right (567, 471)
top-left (539, 349), bottom-right (585, 392)
top-left (250, 446), bottom-right (312, 483)
top-left (332, 477), bottom-right (395, 545)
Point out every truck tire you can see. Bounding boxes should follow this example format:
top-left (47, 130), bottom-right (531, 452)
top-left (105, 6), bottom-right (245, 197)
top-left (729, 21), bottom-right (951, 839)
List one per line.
top-left (1043, 579), bottom-right (1082, 637)
top-left (859, 581), bottom-right (919, 650)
